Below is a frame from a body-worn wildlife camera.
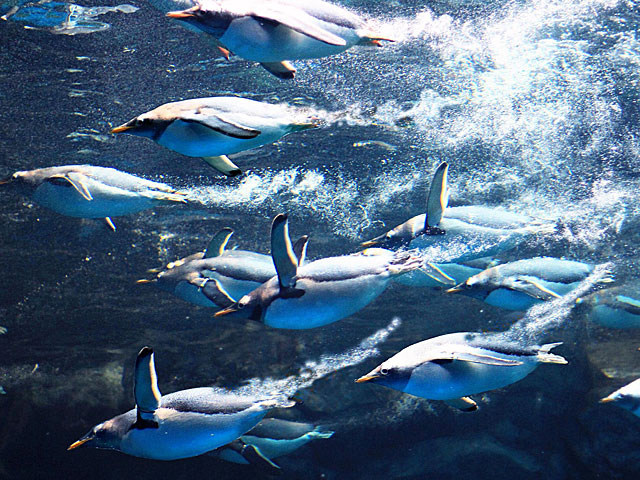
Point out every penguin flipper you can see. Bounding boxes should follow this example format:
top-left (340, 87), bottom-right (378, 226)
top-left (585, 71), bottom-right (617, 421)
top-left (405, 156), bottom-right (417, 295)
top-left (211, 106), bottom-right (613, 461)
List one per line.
top-left (445, 397), bottom-right (478, 412)
top-left (450, 351), bottom-right (523, 366)
top-left (205, 228), bottom-right (234, 258)
top-left (615, 295), bottom-right (640, 314)
top-left (260, 61), bottom-right (296, 79)
top-left (425, 162), bottom-right (449, 230)
top-left (247, 5), bottom-right (346, 46)
top-left (271, 214), bottom-right (298, 290)
top-left (182, 110), bottom-right (261, 139)
top-left (133, 347), bottom-right (161, 429)
top-left (420, 263), bottom-right (456, 286)
top-left (202, 156), bottom-right (242, 177)
top-left (505, 277), bottom-right (562, 301)
top-left (292, 235), bottom-right (309, 266)
top-left (104, 217), bottom-right (116, 232)
top-left (46, 173), bottom-right (93, 201)
top-left (227, 440), bottom-right (282, 474)
top-left (199, 276), bottom-right (237, 307)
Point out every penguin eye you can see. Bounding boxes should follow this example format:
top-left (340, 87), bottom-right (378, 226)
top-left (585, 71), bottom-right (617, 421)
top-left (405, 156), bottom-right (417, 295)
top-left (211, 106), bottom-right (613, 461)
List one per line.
top-left (380, 368), bottom-right (389, 375)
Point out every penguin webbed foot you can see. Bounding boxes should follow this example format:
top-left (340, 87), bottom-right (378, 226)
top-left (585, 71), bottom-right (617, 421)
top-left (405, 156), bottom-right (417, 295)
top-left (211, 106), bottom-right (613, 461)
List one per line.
top-left (423, 226), bottom-right (446, 236)
top-left (229, 440), bottom-right (282, 474)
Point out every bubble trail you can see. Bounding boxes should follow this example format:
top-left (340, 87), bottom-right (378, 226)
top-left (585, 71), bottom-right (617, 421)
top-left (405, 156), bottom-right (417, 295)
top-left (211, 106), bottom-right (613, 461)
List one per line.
top-left (232, 317), bottom-right (402, 401)
top-left (506, 263), bottom-right (614, 345)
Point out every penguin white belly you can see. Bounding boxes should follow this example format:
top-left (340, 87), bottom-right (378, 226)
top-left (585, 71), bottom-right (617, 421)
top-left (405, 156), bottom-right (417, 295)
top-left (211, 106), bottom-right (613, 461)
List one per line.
top-left (589, 304), bottom-right (640, 329)
top-left (220, 17), bottom-right (358, 62)
top-left (32, 182), bottom-right (155, 218)
top-left (158, 120), bottom-right (289, 157)
top-left (263, 274), bottom-right (391, 329)
top-left (119, 406), bottom-right (267, 460)
top-left (174, 281), bottom-right (217, 307)
top-left (484, 289), bottom-right (542, 311)
top-left (404, 356), bottom-right (539, 400)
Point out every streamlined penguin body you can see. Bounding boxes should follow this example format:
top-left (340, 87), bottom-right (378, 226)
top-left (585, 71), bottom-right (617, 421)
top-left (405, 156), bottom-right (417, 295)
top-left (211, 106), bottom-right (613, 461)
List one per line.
top-left (112, 97), bottom-right (317, 176)
top-left (1, 165), bottom-right (186, 225)
top-left (68, 347), bottom-right (293, 460)
top-left (362, 163), bottom-right (556, 262)
top-left (601, 377), bottom-right (640, 417)
top-left (167, 0), bottom-right (393, 78)
top-left (448, 257), bottom-right (597, 311)
top-left (214, 418), bottom-right (333, 465)
top-left (578, 284), bottom-right (640, 329)
top-left (216, 215), bottom-right (420, 329)
top-left (356, 331), bottom-right (567, 410)
top-left (143, 228), bottom-right (280, 307)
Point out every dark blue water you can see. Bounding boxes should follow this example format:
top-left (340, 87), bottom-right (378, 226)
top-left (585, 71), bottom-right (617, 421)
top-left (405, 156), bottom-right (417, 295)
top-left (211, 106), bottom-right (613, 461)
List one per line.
top-left (1, 0), bottom-right (640, 478)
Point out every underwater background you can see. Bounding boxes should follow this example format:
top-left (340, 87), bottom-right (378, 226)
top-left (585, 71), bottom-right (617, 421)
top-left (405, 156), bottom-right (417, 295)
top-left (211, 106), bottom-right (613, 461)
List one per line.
top-left (1, 0), bottom-right (640, 478)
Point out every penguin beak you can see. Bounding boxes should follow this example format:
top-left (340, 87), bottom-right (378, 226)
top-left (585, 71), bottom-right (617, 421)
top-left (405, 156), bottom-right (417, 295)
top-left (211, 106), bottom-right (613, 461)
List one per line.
top-left (166, 9), bottom-right (196, 19)
top-left (136, 278), bottom-right (154, 284)
top-left (111, 122), bottom-right (134, 134)
top-left (355, 373), bottom-right (380, 383)
top-left (214, 305), bottom-right (238, 317)
top-left (599, 395), bottom-right (616, 404)
top-left (446, 283), bottom-right (465, 294)
top-left (67, 437), bottom-right (91, 450)
top-left (0, 175), bottom-right (13, 185)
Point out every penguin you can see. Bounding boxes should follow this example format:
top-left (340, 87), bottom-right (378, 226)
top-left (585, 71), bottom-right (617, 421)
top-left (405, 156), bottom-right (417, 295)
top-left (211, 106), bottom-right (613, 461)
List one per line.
top-left (166, 0), bottom-right (394, 79)
top-left (600, 377), bottom-right (640, 417)
top-left (212, 418), bottom-right (334, 468)
top-left (356, 331), bottom-right (567, 411)
top-left (361, 162), bottom-right (556, 262)
top-left (0, 165), bottom-right (187, 231)
top-left (68, 347), bottom-right (294, 460)
top-left (576, 284), bottom-right (640, 329)
top-left (138, 227), bottom-right (309, 307)
top-left (214, 214), bottom-right (421, 329)
top-left (111, 96), bottom-right (318, 176)
top-left (446, 257), bottom-right (600, 311)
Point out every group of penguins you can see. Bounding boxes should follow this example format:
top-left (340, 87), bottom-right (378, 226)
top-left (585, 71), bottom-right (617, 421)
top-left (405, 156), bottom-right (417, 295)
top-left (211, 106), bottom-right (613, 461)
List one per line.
top-left (3, 0), bottom-right (640, 473)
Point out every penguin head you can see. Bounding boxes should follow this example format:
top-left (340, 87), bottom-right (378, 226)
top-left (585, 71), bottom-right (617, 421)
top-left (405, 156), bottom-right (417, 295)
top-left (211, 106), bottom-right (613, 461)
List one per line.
top-left (111, 114), bottom-right (169, 140)
top-left (446, 274), bottom-right (491, 300)
top-left (166, 3), bottom-right (233, 38)
top-left (0, 170), bottom-right (41, 196)
top-left (68, 418), bottom-right (124, 452)
top-left (214, 291), bottom-right (265, 322)
top-left (601, 391), bottom-right (640, 413)
top-left (355, 360), bottom-right (411, 392)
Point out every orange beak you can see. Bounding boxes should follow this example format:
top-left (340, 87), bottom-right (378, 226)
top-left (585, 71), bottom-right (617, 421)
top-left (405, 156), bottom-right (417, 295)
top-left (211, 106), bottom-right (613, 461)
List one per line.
top-left (67, 437), bottom-right (91, 450)
top-left (111, 124), bottom-right (132, 134)
top-left (166, 10), bottom-right (195, 19)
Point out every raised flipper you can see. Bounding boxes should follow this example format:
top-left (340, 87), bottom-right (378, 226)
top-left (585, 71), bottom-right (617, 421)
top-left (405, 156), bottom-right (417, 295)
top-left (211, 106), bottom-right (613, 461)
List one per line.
top-left (202, 155), bottom-right (242, 177)
top-left (132, 347), bottom-right (161, 430)
top-left (104, 217), bottom-right (116, 232)
top-left (205, 228), bottom-right (234, 258)
top-left (260, 61), bottom-right (296, 79)
top-left (271, 214), bottom-right (304, 298)
top-left (424, 162), bottom-right (449, 233)
top-left (182, 109), bottom-right (260, 139)
top-left (47, 173), bottom-right (93, 201)
top-left (292, 235), bottom-right (309, 267)
top-left (444, 397), bottom-right (478, 412)
top-left (504, 277), bottom-right (562, 301)
top-left (227, 439), bottom-right (281, 474)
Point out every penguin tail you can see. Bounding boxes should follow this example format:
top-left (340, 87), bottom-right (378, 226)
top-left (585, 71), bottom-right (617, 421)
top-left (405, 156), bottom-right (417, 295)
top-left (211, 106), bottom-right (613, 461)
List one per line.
top-left (524, 222), bottom-right (557, 235)
top-left (537, 342), bottom-right (568, 364)
top-left (148, 191), bottom-right (189, 205)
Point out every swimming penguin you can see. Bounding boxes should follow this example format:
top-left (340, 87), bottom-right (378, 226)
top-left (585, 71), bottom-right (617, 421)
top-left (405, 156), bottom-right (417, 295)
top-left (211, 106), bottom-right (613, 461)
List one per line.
top-left (68, 347), bottom-right (294, 460)
top-left (166, 0), bottom-right (394, 79)
top-left (111, 96), bottom-right (318, 177)
top-left (446, 257), bottom-right (599, 311)
top-left (576, 284), bottom-right (640, 329)
top-left (362, 162), bottom-right (556, 262)
top-left (356, 331), bottom-right (567, 411)
top-left (139, 227), bottom-right (309, 307)
top-left (600, 377), bottom-right (640, 417)
top-left (0, 165), bottom-right (187, 231)
top-left (212, 418), bottom-right (334, 468)
top-left (215, 214), bottom-right (421, 329)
